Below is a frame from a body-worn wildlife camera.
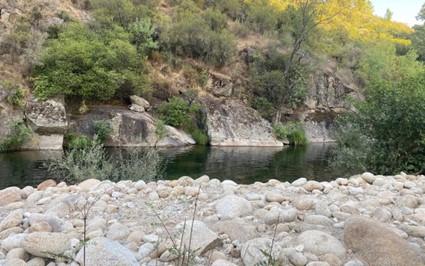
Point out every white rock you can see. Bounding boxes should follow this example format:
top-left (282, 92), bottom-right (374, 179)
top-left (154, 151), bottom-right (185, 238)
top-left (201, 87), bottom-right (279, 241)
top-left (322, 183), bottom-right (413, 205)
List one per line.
top-left (1, 233), bottom-right (26, 252)
top-left (75, 237), bottom-right (138, 266)
top-left (106, 222), bottom-right (131, 241)
top-left (297, 230), bottom-right (346, 259)
top-left (21, 232), bottom-right (71, 259)
top-left (175, 220), bottom-right (222, 255)
top-left (292, 177), bottom-right (307, 187)
top-left (216, 195), bottom-right (252, 219)
top-left (0, 209), bottom-right (23, 231)
top-left (139, 242), bottom-right (155, 257)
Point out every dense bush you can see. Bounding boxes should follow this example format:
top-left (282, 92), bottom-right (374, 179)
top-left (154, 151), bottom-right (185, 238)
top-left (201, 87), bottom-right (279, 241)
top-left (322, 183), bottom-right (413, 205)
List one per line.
top-left (1, 80), bottom-right (26, 107)
top-left (332, 78), bottom-right (425, 174)
top-left (93, 120), bottom-right (112, 143)
top-left (161, 10), bottom-right (236, 67)
top-left (273, 123), bottom-right (307, 146)
top-left (157, 90), bottom-right (208, 145)
top-left (48, 137), bottom-right (165, 183)
top-left (0, 119), bottom-right (32, 152)
top-left (32, 22), bottom-right (149, 101)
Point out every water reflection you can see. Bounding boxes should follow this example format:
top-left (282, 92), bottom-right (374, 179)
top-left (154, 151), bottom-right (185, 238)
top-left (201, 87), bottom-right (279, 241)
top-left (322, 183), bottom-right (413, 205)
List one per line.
top-left (161, 143), bottom-right (337, 184)
top-left (0, 143), bottom-right (337, 188)
top-left (0, 151), bottom-right (62, 188)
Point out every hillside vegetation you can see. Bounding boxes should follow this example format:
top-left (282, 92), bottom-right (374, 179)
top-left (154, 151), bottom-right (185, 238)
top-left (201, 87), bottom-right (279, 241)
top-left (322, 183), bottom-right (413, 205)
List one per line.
top-left (1, 0), bottom-right (425, 174)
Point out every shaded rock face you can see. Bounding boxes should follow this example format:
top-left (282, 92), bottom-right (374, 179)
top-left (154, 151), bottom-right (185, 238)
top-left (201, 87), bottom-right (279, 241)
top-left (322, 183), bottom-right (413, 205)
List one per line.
top-left (202, 97), bottom-right (283, 146)
top-left (293, 72), bottom-right (360, 143)
top-left (72, 107), bottom-right (157, 146)
top-left (344, 216), bottom-right (425, 266)
top-left (72, 107), bottom-right (195, 147)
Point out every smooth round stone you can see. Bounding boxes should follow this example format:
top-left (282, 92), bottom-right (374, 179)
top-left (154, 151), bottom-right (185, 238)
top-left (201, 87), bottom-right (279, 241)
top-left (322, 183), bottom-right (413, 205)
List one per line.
top-left (265, 191), bottom-right (285, 203)
top-left (361, 172), bottom-right (375, 184)
top-left (292, 178), bottom-right (307, 187)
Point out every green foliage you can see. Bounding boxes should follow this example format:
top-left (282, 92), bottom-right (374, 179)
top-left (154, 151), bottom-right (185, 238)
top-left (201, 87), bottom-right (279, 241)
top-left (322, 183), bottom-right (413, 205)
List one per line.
top-left (161, 10), bottom-right (236, 67)
top-left (251, 96), bottom-right (275, 121)
top-left (111, 148), bottom-right (166, 182)
top-left (156, 119), bottom-right (166, 138)
top-left (0, 119), bottom-right (32, 152)
top-left (32, 22), bottom-right (149, 101)
top-left (273, 123), bottom-right (307, 146)
top-left (48, 137), bottom-right (165, 183)
top-left (93, 120), bottom-right (112, 143)
top-left (157, 92), bottom-right (208, 145)
top-left (129, 18), bottom-right (158, 55)
top-left (332, 78), bottom-right (425, 174)
top-left (2, 81), bottom-right (26, 107)
top-left (249, 47), bottom-right (309, 122)
top-left (356, 42), bottom-right (424, 87)
top-left (246, 0), bottom-right (279, 34)
top-left (67, 133), bottom-right (92, 149)
top-left (158, 97), bottom-right (193, 128)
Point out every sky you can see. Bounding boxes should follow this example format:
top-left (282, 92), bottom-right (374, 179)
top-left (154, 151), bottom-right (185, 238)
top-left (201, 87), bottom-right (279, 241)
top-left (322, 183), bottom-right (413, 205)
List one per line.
top-left (369, 0), bottom-right (424, 26)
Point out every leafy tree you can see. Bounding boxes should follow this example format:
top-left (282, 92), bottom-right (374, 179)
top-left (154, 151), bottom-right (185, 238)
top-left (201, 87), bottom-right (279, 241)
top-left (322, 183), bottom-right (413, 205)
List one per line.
top-left (332, 78), bottom-right (425, 174)
top-left (356, 42), bottom-right (424, 87)
top-left (32, 22), bottom-right (149, 101)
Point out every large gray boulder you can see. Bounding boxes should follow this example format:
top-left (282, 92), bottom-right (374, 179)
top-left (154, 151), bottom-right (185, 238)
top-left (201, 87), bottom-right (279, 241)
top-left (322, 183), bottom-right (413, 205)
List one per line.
top-left (75, 237), bottom-right (139, 266)
top-left (72, 107), bottom-right (195, 147)
top-left (21, 232), bottom-right (71, 259)
top-left (216, 195), bottom-right (253, 219)
top-left (297, 230), bottom-right (346, 259)
top-left (344, 216), bottom-right (425, 266)
top-left (156, 125), bottom-right (196, 147)
top-left (201, 96), bottom-right (283, 146)
top-left (175, 220), bottom-right (222, 255)
top-left (25, 96), bottom-right (67, 134)
top-left (241, 238), bottom-right (283, 266)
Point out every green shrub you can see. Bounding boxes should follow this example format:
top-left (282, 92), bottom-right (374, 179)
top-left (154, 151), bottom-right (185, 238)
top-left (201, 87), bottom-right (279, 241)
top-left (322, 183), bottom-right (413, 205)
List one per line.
top-left (0, 119), bottom-right (32, 152)
top-left (67, 133), bottom-right (92, 149)
top-left (32, 22), bottom-right (149, 101)
top-left (272, 123), bottom-right (307, 146)
top-left (157, 93), bottom-right (208, 145)
top-left (156, 119), bottom-right (166, 138)
top-left (251, 96), bottom-right (275, 121)
top-left (332, 77), bottom-right (425, 174)
top-left (48, 137), bottom-right (165, 183)
top-left (161, 10), bottom-right (236, 67)
top-left (2, 81), bottom-right (26, 108)
top-left (93, 120), bottom-right (112, 143)
top-left (158, 97), bottom-right (192, 128)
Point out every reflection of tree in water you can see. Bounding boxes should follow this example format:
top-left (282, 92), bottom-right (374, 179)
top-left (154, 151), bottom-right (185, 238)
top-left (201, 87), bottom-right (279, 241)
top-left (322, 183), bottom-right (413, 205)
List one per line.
top-left (205, 147), bottom-right (283, 182)
top-left (0, 144), bottom-right (338, 189)
top-left (0, 151), bottom-right (62, 188)
top-left (270, 144), bottom-right (336, 183)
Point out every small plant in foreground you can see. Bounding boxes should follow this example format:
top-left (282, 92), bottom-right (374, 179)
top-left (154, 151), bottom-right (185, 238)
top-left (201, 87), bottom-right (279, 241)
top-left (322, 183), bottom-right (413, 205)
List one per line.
top-left (147, 186), bottom-right (201, 266)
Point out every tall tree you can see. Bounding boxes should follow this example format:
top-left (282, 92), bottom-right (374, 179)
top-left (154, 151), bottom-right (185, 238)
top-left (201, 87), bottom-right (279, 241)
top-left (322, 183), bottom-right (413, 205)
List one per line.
top-left (272, 0), bottom-right (343, 123)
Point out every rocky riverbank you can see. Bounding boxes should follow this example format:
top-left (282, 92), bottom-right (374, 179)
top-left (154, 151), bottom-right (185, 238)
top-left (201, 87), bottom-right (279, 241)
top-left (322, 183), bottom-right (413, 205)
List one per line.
top-left (0, 172), bottom-right (424, 266)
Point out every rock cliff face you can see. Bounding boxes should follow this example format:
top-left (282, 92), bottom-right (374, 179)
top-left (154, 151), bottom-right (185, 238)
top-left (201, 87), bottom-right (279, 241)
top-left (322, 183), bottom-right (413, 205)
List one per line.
top-left (202, 96), bottom-right (283, 147)
top-left (296, 72), bottom-right (359, 142)
top-left (71, 107), bottom-right (195, 147)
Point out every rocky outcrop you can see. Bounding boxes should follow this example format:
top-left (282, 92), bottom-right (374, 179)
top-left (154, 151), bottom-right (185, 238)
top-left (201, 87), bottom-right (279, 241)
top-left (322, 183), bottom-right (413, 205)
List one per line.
top-left (72, 107), bottom-right (195, 147)
top-left (202, 96), bottom-right (283, 146)
top-left (25, 96), bottom-right (67, 134)
top-left (295, 72), bottom-right (360, 143)
top-left (23, 96), bottom-right (67, 150)
top-left (0, 172), bottom-right (424, 265)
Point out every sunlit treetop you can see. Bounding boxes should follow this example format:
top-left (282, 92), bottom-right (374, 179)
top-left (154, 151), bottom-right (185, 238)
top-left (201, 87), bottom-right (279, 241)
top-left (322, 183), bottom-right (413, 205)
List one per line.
top-left (267, 0), bottom-right (413, 45)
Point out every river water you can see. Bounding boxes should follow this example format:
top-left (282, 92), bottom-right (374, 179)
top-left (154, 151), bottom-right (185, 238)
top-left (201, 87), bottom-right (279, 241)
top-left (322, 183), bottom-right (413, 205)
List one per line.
top-left (0, 143), bottom-right (339, 189)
